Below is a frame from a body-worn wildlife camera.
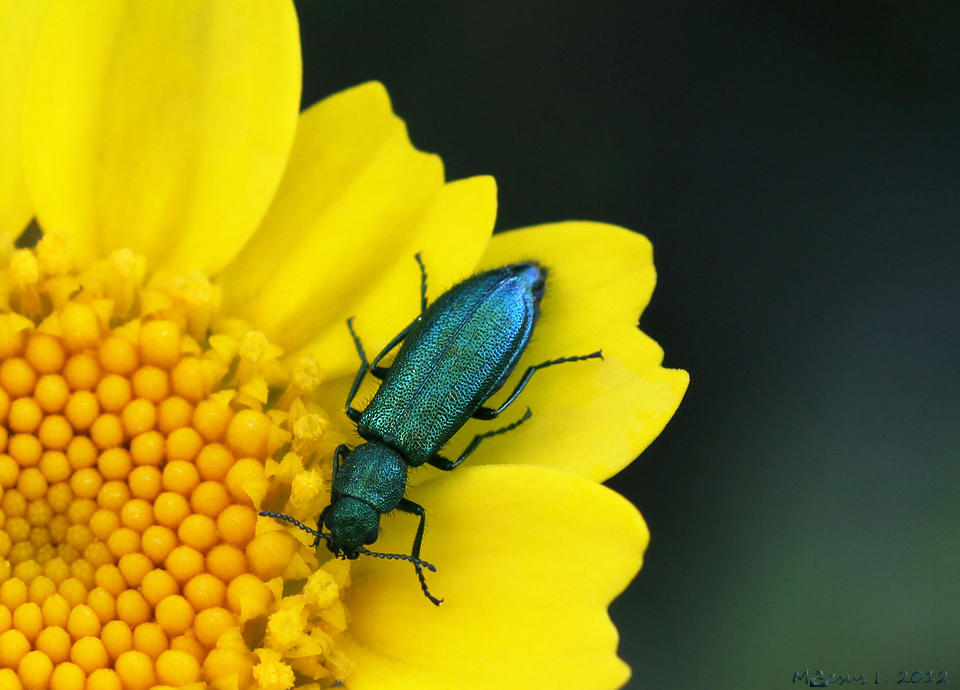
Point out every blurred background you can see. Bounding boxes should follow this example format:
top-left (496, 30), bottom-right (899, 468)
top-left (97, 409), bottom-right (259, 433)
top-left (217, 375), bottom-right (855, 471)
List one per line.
top-left (294, 2), bottom-right (960, 687)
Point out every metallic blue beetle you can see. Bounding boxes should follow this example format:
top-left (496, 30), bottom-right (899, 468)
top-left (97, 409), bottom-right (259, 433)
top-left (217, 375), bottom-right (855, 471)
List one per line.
top-left (263, 257), bottom-right (601, 604)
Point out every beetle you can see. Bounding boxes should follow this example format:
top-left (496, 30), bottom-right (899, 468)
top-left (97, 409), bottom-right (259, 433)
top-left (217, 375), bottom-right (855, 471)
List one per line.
top-left (262, 255), bottom-right (601, 604)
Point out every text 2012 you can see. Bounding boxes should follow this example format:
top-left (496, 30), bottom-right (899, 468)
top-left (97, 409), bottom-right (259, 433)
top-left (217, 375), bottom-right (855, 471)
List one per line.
top-left (793, 669), bottom-right (950, 686)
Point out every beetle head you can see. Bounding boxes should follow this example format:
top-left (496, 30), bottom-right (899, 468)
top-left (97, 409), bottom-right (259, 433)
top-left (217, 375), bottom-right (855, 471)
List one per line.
top-left (258, 508), bottom-right (439, 604)
top-left (323, 496), bottom-right (380, 559)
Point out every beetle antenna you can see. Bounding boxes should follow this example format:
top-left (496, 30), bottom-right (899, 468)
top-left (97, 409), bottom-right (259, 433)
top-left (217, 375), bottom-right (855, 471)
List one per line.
top-left (359, 547), bottom-right (442, 605)
top-left (259, 511), bottom-right (332, 547)
top-left (357, 547), bottom-right (437, 572)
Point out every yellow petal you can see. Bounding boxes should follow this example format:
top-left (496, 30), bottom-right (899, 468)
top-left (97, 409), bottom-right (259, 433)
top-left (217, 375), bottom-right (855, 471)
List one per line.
top-left (0, 0), bottom-right (49, 245)
top-left (219, 82), bottom-right (495, 372)
top-left (22, 0), bottom-right (300, 273)
top-left (436, 221), bottom-right (688, 481)
top-left (340, 464), bottom-right (646, 690)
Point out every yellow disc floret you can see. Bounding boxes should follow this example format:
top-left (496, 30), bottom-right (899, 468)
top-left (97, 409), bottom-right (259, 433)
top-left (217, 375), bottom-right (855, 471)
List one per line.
top-left (0, 249), bottom-right (350, 688)
top-left (18, 648), bottom-right (53, 689)
top-left (101, 620), bottom-right (132, 661)
top-left (140, 569), bottom-right (178, 608)
top-left (49, 661), bottom-right (85, 690)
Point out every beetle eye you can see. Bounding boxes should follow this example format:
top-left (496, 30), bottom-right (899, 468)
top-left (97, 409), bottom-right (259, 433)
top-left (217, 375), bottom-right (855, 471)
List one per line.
top-left (364, 528), bottom-right (378, 544)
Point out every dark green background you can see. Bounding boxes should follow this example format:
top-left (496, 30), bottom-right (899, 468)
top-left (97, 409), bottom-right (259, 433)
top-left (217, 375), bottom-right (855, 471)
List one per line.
top-left (293, 2), bottom-right (960, 687)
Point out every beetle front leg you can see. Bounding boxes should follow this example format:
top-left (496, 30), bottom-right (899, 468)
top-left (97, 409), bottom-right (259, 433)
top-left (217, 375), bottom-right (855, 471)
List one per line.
top-left (472, 351), bottom-right (603, 420)
top-left (318, 445), bottom-right (350, 549)
top-left (315, 505), bottom-right (331, 550)
top-left (428, 408), bottom-right (532, 471)
top-left (397, 498), bottom-right (442, 605)
top-left (332, 444), bottom-right (348, 484)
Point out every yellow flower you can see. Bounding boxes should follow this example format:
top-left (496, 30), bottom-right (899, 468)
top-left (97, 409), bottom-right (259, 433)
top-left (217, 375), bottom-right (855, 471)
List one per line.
top-left (0, 2), bottom-right (688, 689)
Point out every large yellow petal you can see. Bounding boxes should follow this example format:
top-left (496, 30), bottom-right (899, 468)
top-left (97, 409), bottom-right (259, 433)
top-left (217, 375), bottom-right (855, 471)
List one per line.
top-left (22, 0), bottom-right (300, 273)
top-left (0, 0), bottom-right (49, 246)
top-left (433, 222), bottom-right (689, 482)
top-left (340, 464), bottom-right (645, 690)
top-left (219, 82), bottom-right (495, 374)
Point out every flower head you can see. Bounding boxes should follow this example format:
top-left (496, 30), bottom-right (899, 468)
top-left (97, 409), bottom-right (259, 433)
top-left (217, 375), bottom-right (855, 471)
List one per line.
top-left (0, 2), bottom-right (687, 689)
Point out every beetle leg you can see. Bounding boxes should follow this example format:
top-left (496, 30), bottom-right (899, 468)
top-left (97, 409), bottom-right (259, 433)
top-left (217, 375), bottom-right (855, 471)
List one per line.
top-left (317, 446), bottom-right (350, 549)
top-left (414, 252), bottom-right (429, 315)
top-left (315, 505), bottom-right (331, 549)
top-left (397, 498), bottom-right (442, 605)
top-left (371, 251), bottom-right (429, 376)
top-left (357, 255), bottom-right (427, 382)
top-left (369, 323), bottom-right (413, 379)
top-left (430, 408), bottom-right (533, 471)
top-left (472, 350), bottom-right (603, 420)
top-left (332, 444), bottom-right (348, 483)
top-left (344, 318), bottom-right (371, 421)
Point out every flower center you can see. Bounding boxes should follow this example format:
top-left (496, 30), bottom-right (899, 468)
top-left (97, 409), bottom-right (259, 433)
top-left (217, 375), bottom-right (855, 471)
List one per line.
top-left (0, 239), bottom-right (351, 689)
